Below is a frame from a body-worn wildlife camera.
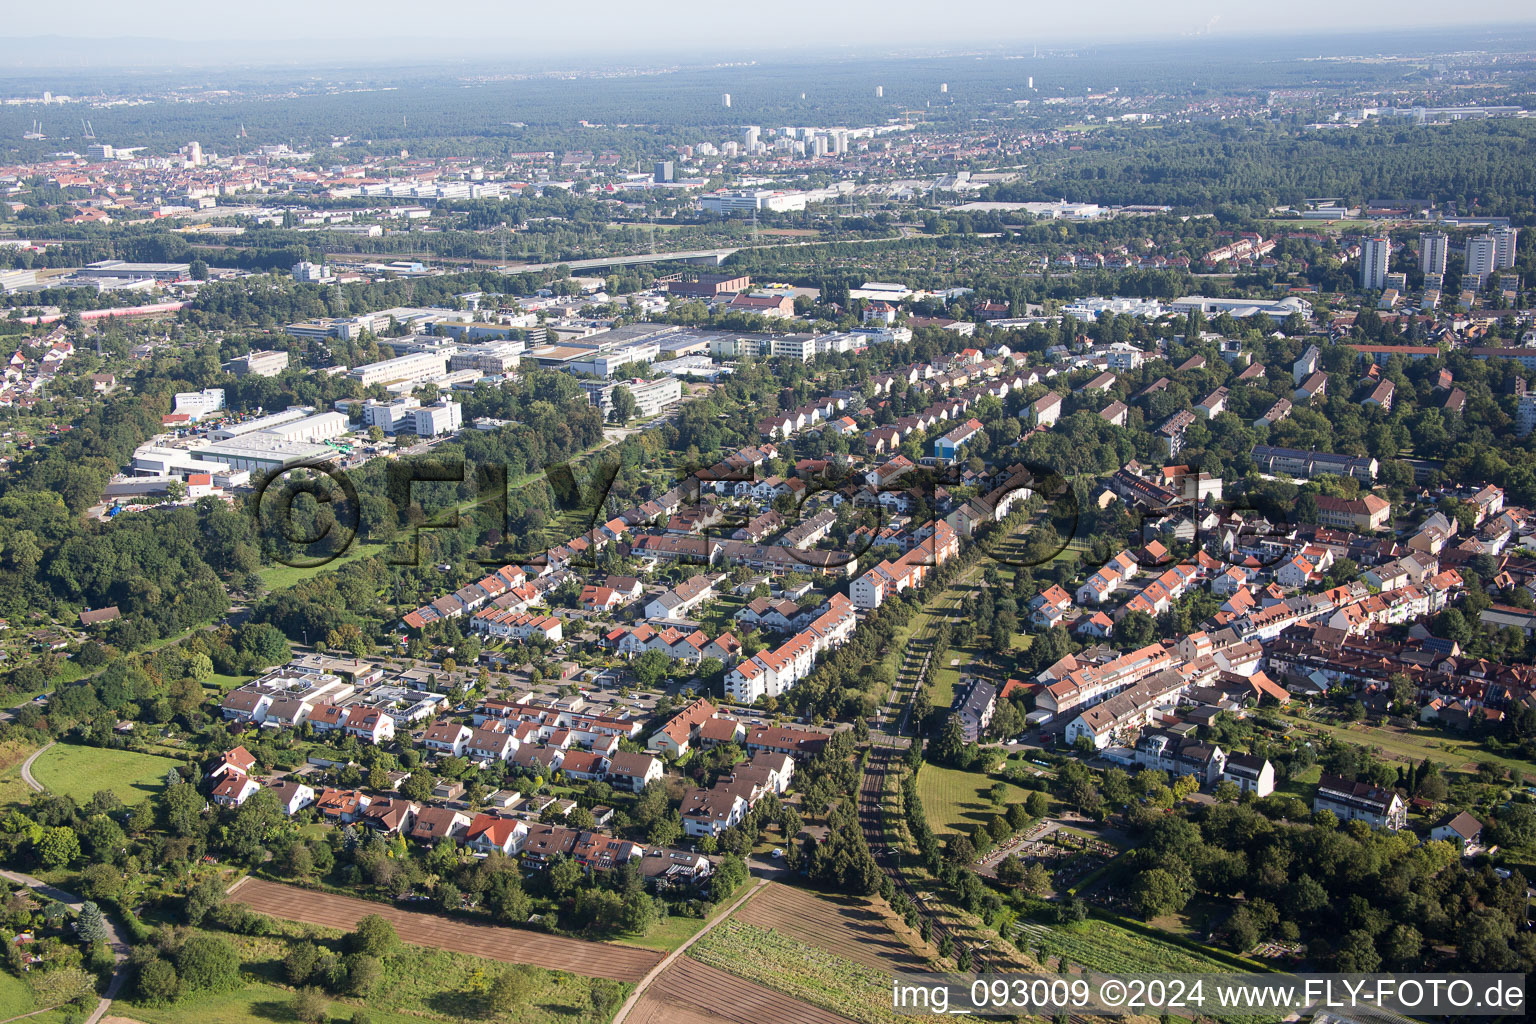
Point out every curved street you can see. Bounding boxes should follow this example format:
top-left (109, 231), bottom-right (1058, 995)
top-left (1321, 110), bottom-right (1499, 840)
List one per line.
top-left (18, 741), bottom-right (54, 793)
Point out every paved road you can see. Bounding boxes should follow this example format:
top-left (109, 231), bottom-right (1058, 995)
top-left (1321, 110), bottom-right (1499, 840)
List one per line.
top-left (18, 741), bottom-right (53, 793)
top-left (0, 869), bottom-right (129, 1024)
top-left (610, 877), bottom-right (767, 1024)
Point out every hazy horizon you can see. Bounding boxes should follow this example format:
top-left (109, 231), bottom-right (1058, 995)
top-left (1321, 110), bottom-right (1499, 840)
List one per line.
top-left (4, 1), bottom-right (1536, 73)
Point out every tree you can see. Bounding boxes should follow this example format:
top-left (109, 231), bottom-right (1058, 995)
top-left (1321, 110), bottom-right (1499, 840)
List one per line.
top-left (1025, 791), bottom-right (1049, 818)
top-left (345, 953), bottom-right (382, 996)
top-left (647, 811), bottom-right (683, 848)
top-left (1130, 868), bottom-right (1190, 919)
top-left (77, 900), bottom-right (109, 946)
top-left (291, 987), bottom-right (328, 1024)
top-left (633, 649), bottom-right (671, 689)
top-left (713, 854), bottom-right (748, 899)
top-left (285, 942), bottom-right (322, 985)
top-left (348, 914), bottom-right (399, 958)
top-left (185, 875), bottom-right (225, 926)
top-left (548, 855), bottom-right (583, 896)
top-left (589, 979), bottom-right (623, 1019)
top-left (489, 968), bottom-right (531, 1014)
top-left (189, 258), bottom-right (209, 281)
top-left (36, 825), bottom-right (80, 869)
top-left (609, 386), bottom-right (638, 426)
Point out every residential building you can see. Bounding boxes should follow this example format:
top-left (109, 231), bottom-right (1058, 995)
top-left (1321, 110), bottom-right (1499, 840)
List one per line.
top-left (1220, 753), bottom-right (1275, 797)
top-left (1360, 236), bottom-right (1390, 291)
top-left (1313, 774), bottom-right (1406, 830)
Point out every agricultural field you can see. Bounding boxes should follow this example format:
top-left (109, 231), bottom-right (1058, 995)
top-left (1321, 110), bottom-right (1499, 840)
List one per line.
top-left (630, 957), bottom-right (858, 1024)
top-left (28, 743), bottom-right (182, 805)
top-left (733, 882), bottom-right (935, 972)
top-left (916, 762), bottom-right (1032, 835)
top-left (230, 878), bottom-right (662, 982)
top-left (685, 919), bottom-right (904, 1024)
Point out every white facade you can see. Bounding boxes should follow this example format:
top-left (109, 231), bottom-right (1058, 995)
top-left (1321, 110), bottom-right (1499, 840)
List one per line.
top-left (347, 352), bottom-right (450, 387)
top-left (1360, 236), bottom-right (1390, 291)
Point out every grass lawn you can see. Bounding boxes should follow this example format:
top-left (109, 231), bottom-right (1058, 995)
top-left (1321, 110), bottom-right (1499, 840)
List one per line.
top-left (1031, 917), bottom-right (1244, 976)
top-left (257, 538), bottom-right (387, 592)
top-left (611, 900), bottom-right (729, 954)
top-left (207, 673), bottom-right (252, 693)
top-left (916, 763), bottom-right (1032, 836)
top-left (29, 743), bottom-right (182, 805)
top-left (686, 919), bottom-right (906, 1024)
top-left (0, 971), bottom-right (74, 1024)
top-left (1281, 711), bottom-right (1535, 783)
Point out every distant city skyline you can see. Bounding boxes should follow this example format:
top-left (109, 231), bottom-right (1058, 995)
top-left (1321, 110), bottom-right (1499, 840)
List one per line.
top-left (5, 1), bottom-right (1536, 65)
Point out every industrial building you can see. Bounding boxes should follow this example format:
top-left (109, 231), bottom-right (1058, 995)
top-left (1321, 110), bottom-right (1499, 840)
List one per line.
top-left (76, 259), bottom-right (191, 283)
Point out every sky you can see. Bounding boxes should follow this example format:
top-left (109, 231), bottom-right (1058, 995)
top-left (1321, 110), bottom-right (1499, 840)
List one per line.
top-left (7, 0), bottom-right (1536, 58)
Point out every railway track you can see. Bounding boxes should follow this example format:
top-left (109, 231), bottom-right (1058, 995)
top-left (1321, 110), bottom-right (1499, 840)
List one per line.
top-left (857, 513), bottom-right (1050, 974)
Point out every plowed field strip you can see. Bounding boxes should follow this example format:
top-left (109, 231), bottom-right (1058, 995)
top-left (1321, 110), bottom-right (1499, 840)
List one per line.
top-left (230, 877), bottom-right (661, 982)
top-left (649, 958), bottom-right (859, 1024)
top-left (734, 883), bottom-right (930, 972)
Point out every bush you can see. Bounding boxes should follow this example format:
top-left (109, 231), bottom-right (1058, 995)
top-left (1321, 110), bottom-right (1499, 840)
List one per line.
top-left (174, 935), bottom-right (241, 993)
top-left (291, 986), bottom-right (328, 1024)
top-left (135, 957), bottom-right (180, 1006)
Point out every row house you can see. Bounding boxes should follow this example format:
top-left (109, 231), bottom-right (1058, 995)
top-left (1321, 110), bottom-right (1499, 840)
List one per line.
top-left (1064, 667), bottom-right (1189, 749)
top-left (470, 608), bottom-right (565, 643)
top-left (644, 574), bottom-right (719, 620)
top-left (1036, 642), bottom-right (1174, 717)
top-left (680, 752), bottom-right (794, 838)
top-left (646, 697), bottom-right (718, 757)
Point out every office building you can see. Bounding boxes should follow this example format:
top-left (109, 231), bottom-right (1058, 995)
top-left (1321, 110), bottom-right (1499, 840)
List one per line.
top-left (721, 93), bottom-right (731, 108)
top-left (653, 161), bottom-right (674, 183)
top-left (228, 350), bottom-right (290, 377)
top-left (446, 340), bottom-right (526, 375)
top-left (1360, 236), bottom-right (1390, 291)
top-left (291, 261), bottom-right (332, 284)
top-left (579, 377), bottom-right (682, 420)
top-left (1419, 232), bottom-right (1448, 276)
top-left (1518, 394), bottom-right (1536, 438)
top-left (172, 388), bottom-right (226, 420)
top-left (360, 397), bottom-right (462, 437)
top-left (346, 352), bottom-right (449, 387)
